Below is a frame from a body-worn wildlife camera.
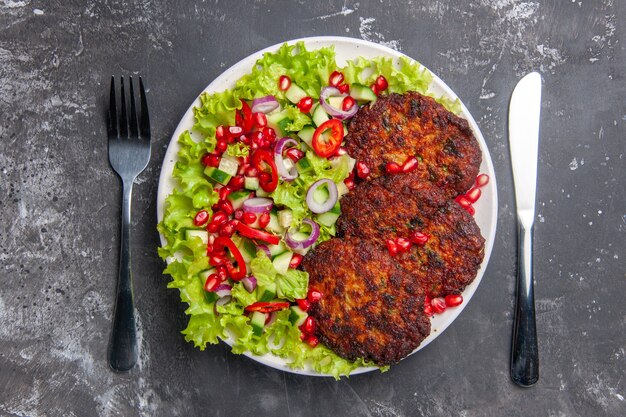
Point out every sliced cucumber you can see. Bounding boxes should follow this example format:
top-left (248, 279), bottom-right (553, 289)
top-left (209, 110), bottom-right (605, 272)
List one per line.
top-left (336, 181), bottom-right (349, 198)
top-left (277, 209), bottom-right (293, 228)
top-left (255, 187), bottom-right (270, 197)
top-left (205, 167), bottom-right (232, 186)
top-left (266, 211), bottom-right (284, 234)
top-left (272, 250), bottom-right (293, 275)
top-left (227, 190), bottom-right (250, 209)
top-left (250, 311), bottom-right (266, 336)
top-left (233, 236), bottom-right (257, 263)
top-left (218, 156), bottom-right (239, 177)
top-left (285, 83), bottom-right (308, 104)
top-left (312, 183), bottom-right (330, 204)
top-left (296, 156), bottom-right (313, 175)
top-left (267, 241), bottom-right (287, 257)
top-left (297, 125), bottom-right (316, 148)
top-left (257, 282), bottom-right (277, 302)
top-left (350, 83), bottom-right (378, 102)
top-left (267, 111), bottom-right (291, 136)
top-left (327, 96), bottom-right (345, 110)
top-left (288, 306), bottom-right (308, 326)
top-left (244, 176), bottom-right (259, 190)
top-left (316, 203), bottom-right (341, 227)
top-left (312, 103), bottom-right (330, 127)
top-left (186, 229), bottom-right (209, 244)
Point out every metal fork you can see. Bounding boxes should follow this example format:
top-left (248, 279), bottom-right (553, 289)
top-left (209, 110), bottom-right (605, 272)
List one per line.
top-left (107, 76), bottom-right (151, 371)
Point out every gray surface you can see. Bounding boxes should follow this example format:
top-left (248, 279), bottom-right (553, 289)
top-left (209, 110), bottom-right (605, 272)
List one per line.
top-left (0, 0), bottom-right (624, 416)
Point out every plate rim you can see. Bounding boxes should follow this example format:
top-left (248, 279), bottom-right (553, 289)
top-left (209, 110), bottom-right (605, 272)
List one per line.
top-left (156, 35), bottom-right (498, 377)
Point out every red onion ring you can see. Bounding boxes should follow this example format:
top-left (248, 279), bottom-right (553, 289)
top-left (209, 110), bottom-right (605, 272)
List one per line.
top-left (242, 197), bottom-right (273, 214)
top-left (284, 218), bottom-right (320, 250)
top-left (215, 295), bottom-right (232, 307)
top-left (242, 276), bottom-right (257, 293)
top-left (251, 95), bottom-right (280, 114)
top-left (306, 179), bottom-right (338, 214)
top-left (274, 137), bottom-right (299, 181)
top-left (215, 284), bottom-right (233, 298)
top-left (319, 86), bottom-right (358, 120)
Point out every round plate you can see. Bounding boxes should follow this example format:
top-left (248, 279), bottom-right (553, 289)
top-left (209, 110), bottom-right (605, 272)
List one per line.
top-left (157, 36), bottom-right (498, 377)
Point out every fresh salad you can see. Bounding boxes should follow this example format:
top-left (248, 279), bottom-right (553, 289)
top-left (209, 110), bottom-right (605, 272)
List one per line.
top-left (157, 42), bottom-right (461, 378)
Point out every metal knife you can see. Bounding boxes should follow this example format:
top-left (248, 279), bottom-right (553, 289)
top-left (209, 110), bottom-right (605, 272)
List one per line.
top-left (508, 72), bottom-right (542, 387)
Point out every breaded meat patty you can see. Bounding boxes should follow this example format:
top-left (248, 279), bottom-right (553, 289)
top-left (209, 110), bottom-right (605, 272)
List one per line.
top-left (344, 91), bottom-right (481, 197)
top-left (301, 238), bottom-right (431, 365)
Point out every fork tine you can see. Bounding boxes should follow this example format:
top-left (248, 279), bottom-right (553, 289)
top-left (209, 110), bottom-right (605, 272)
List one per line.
top-left (128, 77), bottom-right (138, 138)
top-left (119, 76), bottom-right (128, 138)
top-left (108, 76), bottom-right (117, 138)
top-left (139, 77), bottom-right (150, 139)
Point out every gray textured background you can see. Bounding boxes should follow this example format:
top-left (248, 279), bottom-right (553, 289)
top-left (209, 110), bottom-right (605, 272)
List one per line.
top-left (1, 0), bottom-right (624, 416)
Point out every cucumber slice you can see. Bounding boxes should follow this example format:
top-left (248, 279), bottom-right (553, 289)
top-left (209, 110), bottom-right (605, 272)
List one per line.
top-left (295, 156), bottom-right (313, 174)
top-left (312, 183), bottom-right (330, 204)
top-left (205, 167), bottom-right (232, 186)
top-left (327, 96), bottom-right (345, 110)
top-left (285, 83), bottom-right (308, 104)
top-left (272, 250), bottom-right (293, 274)
top-left (312, 103), bottom-right (330, 127)
top-left (257, 283), bottom-right (277, 302)
top-left (250, 311), bottom-right (266, 336)
top-left (267, 241), bottom-right (287, 257)
top-left (336, 181), bottom-right (349, 198)
top-left (267, 111), bottom-right (291, 136)
top-left (198, 268), bottom-right (218, 303)
top-left (277, 209), bottom-right (292, 228)
top-left (288, 306), bottom-right (308, 326)
top-left (244, 176), bottom-right (259, 190)
top-left (255, 187), bottom-right (270, 197)
top-left (297, 125), bottom-right (316, 148)
top-left (218, 156), bottom-right (239, 177)
top-left (266, 211), bottom-right (284, 234)
top-left (233, 236), bottom-right (257, 263)
top-left (350, 83), bottom-right (378, 102)
top-left (186, 229), bottom-right (209, 244)
top-left (227, 190), bottom-right (250, 209)
top-left (316, 206), bottom-right (341, 227)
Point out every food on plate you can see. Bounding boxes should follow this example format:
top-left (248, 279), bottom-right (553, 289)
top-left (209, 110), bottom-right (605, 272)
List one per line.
top-left (344, 91), bottom-right (482, 197)
top-left (301, 237), bottom-right (431, 365)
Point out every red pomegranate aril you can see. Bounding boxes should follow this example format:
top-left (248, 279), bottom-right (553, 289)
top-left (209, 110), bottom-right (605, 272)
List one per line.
top-left (297, 96), bottom-right (313, 113)
top-left (296, 298), bottom-right (311, 312)
top-left (259, 172), bottom-right (271, 184)
top-left (215, 125), bottom-right (226, 141)
top-left (386, 239), bottom-right (399, 256)
top-left (193, 210), bottom-right (209, 226)
top-left (431, 297), bottom-right (447, 314)
top-left (258, 212), bottom-right (270, 228)
top-left (424, 294), bottom-right (432, 305)
top-left (233, 209), bottom-right (244, 220)
top-left (466, 204), bottom-right (475, 216)
top-left (218, 186), bottom-right (232, 201)
top-left (300, 331), bottom-right (307, 341)
top-left (300, 316), bottom-right (316, 334)
top-left (307, 288), bottom-right (323, 303)
top-left (215, 139), bottom-right (228, 153)
top-left (227, 126), bottom-right (243, 137)
top-left (385, 162), bottom-right (402, 174)
top-left (423, 303), bottom-right (433, 316)
top-left (409, 231), bottom-right (429, 246)
top-left (219, 199), bottom-right (234, 215)
top-left (216, 265), bottom-right (228, 281)
top-left (370, 83), bottom-right (379, 96)
top-left (245, 166), bottom-right (258, 177)
top-left (202, 153), bottom-right (220, 167)
top-left (203, 273), bottom-right (221, 292)
top-left (444, 294), bottom-right (463, 307)
top-left (475, 173), bottom-right (489, 187)
top-left (305, 335), bottom-right (319, 348)
top-left (375, 75), bottom-right (388, 91)
top-left (465, 187), bottom-right (482, 203)
top-left (206, 243), bottom-right (214, 255)
top-left (206, 221), bottom-right (220, 233)
top-left (228, 175), bottom-right (245, 191)
top-left (262, 127), bottom-right (276, 140)
top-left (218, 221), bottom-right (236, 237)
top-left (455, 195), bottom-right (472, 209)
top-left (285, 148), bottom-right (305, 162)
top-left (342, 96), bottom-right (356, 111)
top-left (212, 211), bottom-right (228, 225)
top-left (253, 112), bottom-right (267, 128)
top-left (289, 253), bottom-right (303, 269)
top-left (356, 161), bottom-right (370, 179)
top-left (396, 237), bottom-right (412, 252)
top-left (209, 253), bottom-right (225, 266)
top-left (402, 156), bottom-right (418, 173)
top-left (337, 83), bottom-right (350, 94)
top-left (242, 212), bottom-right (257, 225)
top-left (329, 70), bottom-right (344, 87)
top-left (278, 75), bottom-right (291, 91)
top-left (344, 177), bottom-right (355, 190)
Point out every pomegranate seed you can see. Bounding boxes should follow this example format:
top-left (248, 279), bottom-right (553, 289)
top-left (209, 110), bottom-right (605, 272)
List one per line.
top-left (233, 209), bottom-right (244, 220)
top-left (193, 210), bottom-right (209, 226)
top-left (297, 96), bottom-right (313, 113)
top-left (300, 316), bottom-right (316, 334)
top-left (262, 127), bottom-right (276, 140)
top-left (466, 204), bottom-right (475, 216)
top-left (289, 253), bottom-right (303, 269)
top-left (425, 294), bottom-right (432, 304)
top-left (337, 83), bottom-right (350, 94)
top-left (396, 237), bottom-right (412, 252)
top-left (206, 243), bottom-right (214, 255)
top-left (307, 288), bottom-right (323, 303)
top-left (431, 297), bottom-right (447, 314)
top-left (206, 221), bottom-right (220, 233)
top-left (245, 166), bottom-right (258, 177)
top-left (375, 75), bottom-right (388, 91)
top-left (402, 156), bottom-right (418, 173)
top-left (253, 112), bottom-right (267, 128)
top-left (386, 239), bottom-right (399, 256)
top-left (258, 212), bottom-right (270, 228)
top-left (370, 83), bottom-right (379, 96)
top-left (251, 130), bottom-right (264, 145)
top-left (227, 126), bottom-right (243, 137)
top-left (408, 231), bottom-right (429, 246)
top-left (342, 96), bottom-right (356, 111)
top-left (455, 195), bottom-right (472, 210)
top-left (296, 298), bottom-right (311, 312)
top-left (215, 125), bottom-right (226, 141)
top-left (475, 173), bottom-right (489, 187)
top-left (212, 211), bottom-right (228, 225)
top-left (209, 253), bottom-right (225, 266)
top-left (300, 332), bottom-right (307, 341)
top-left (356, 161), bottom-right (370, 179)
top-left (215, 139), bottom-right (227, 153)
top-left (385, 162), bottom-right (402, 174)
top-left (259, 172), bottom-right (271, 184)
top-left (242, 212), bottom-right (257, 225)
top-left (204, 273), bottom-right (221, 292)
top-left (445, 294), bottom-right (463, 307)
top-left (228, 175), bottom-right (245, 191)
top-left (465, 187), bottom-right (481, 203)
top-left (329, 70), bottom-right (344, 87)
top-left (305, 335), bottom-right (319, 348)
top-left (286, 148), bottom-right (305, 162)
top-left (278, 75), bottom-right (291, 91)
top-left (218, 186), bottom-right (232, 201)
top-left (202, 153), bottom-right (220, 167)
top-left (218, 221), bottom-right (235, 237)
top-left (216, 266), bottom-right (228, 281)
top-left (344, 178), bottom-right (355, 190)
top-left (424, 303), bottom-right (433, 316)
top-left (219, 199), bottom-right (234, 215)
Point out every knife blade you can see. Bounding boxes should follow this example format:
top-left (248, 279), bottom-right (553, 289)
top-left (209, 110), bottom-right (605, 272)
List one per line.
top-left (508, 72), bottom-right (542, 387)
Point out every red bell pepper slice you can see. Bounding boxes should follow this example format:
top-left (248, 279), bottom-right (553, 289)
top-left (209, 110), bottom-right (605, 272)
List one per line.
top-left (213, 236), bottom-right (246, 280)
top-left (245, 301), bottom-right (290, 313)
top-left (251, 149), bottom-right (278, 192)
top-left (235, 99), bottom-right (254, 133)
top-left (235, 222), bottom-right (280, 245)
top-left (312, 118), bottom-right (344, 158)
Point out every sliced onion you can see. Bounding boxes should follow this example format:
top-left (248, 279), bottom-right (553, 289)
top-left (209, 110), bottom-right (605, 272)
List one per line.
top-left (242, 197), bottom-right (273, 214)
top-left (266, 311), bottom-right (278, 327)
top-left (242, 276), bottom-right (258, 293)
top-left (251, 95), bottom-right (280, 114)
top-left (274, 137), bottom-right (299, 181)
top-left (216, 295), bottom-right (232, 307)
top-left (285, 218), bottom-right (320, 250)
top-left (257, 244), bottom-right (272, 258)
top-left (319, 86), bottom-right (358, 120)
top-left (215, 284), bottom-right (233, 298)
top-left (306, 179), bottom-right (338, 214)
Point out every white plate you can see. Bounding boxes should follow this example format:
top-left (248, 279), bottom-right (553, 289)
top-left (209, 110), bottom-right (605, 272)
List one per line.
top-left (157, 36), bottom-right (498, 377)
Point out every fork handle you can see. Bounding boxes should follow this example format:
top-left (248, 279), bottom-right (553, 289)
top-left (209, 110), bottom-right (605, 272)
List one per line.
top-left (511, 221), bottom-right (539, 386)
top-left (109, 180), bottom-right (138, 371)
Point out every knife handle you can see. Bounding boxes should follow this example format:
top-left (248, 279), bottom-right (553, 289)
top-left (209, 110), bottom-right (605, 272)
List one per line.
top-left (511, 221), bottom-right (539, 387)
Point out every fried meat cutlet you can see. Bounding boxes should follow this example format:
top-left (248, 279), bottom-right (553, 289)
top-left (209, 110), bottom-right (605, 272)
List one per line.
top-left (344, 91), bottom-right (481, 197)
top-left (301, 238), bottom-right (431, 366)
